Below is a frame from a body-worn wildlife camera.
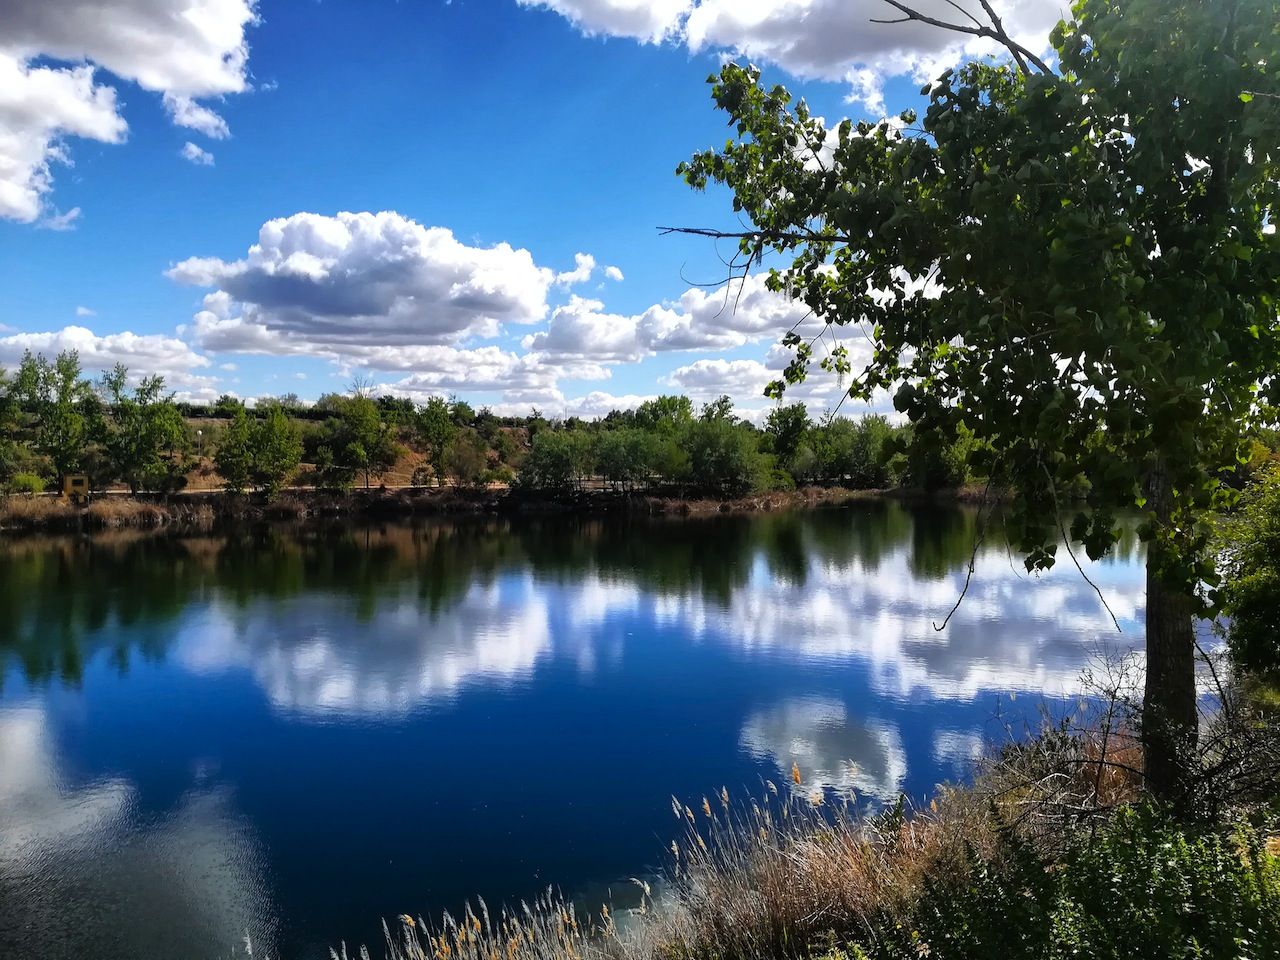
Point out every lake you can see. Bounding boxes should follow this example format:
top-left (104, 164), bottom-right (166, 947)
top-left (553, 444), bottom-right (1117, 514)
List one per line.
top-left (0, 501), bottom-right (1147, 959)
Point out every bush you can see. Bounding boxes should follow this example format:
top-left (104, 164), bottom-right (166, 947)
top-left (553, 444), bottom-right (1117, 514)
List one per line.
top-left (8, 472), bottom-right (46, 497)
top-left (1219, 466), bottom-right (1280, 680)
top-left (856, 804), bottom-right (1280, 960)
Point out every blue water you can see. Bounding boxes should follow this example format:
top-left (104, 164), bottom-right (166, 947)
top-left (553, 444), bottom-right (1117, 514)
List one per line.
top-left (0, 503), bottom-right (1147, 958)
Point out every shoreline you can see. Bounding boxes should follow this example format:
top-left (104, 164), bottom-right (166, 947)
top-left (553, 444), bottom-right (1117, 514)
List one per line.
top-left (0, 484), bottom-right (995, 534)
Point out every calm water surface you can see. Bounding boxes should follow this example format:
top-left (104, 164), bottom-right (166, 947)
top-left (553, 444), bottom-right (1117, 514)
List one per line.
top-left (0, 502), bottom-right (1147, 959)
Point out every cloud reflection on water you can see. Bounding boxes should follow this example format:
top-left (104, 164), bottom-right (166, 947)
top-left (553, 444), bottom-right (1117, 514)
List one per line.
top-left (0, 705), bottom-right (275, 958)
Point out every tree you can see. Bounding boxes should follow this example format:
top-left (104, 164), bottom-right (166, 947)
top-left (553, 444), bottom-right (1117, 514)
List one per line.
top-left (249, 405), bottom-right (303, 497)
top-left (635, 395), bottom-right (694, 434)
top-left (1217, 467), bottom-right (1280, 681)
top-left (415, 396), bottom-right (456, 485)
top-left (521, 429), bottom-right (592, 491)
top-left (98, 365), bottom-right (190, 493)
top-left (595, 428), bottom-right (658, 491)
top-left (699, 394), bottom-right (738, 423)
top-left (323, 394), bottom-right (400, 489)
top-left (215, 408), bottom-right (254, 493)
top-left (686, 418), bottom-right (767, 496)
top-left (444, 428), bottom-right (489, 487)
top-left (12, 350), bottom-right (92, 480)
top-left (764, 402), bottom-right (812, 472)
top-left (678, 0), bottom-right (1280, 800)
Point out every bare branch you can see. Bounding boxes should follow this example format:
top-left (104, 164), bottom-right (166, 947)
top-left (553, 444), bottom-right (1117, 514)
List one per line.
top-left (871, 0), bottom-right (1055, 76)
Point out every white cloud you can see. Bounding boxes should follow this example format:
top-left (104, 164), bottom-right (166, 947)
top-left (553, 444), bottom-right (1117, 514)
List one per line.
top-left (604, 265), bottom-right (624, 282)
top-left (75, 305), bottom-right (96, 317)
top-left (667, 357), bottom-right (769, 395)
top-left (528, 0), bottom-right (1061, 112)
top-left (516, 0), bottom-right (690, 42)
top-left (523, 295), bottom-right (646, 363)
top-left (37, 205), bottom-right (82, 231)
top-left (173, 211), bottom-right (559, 352)
top-left (524, 273), bottom-right (815, 362)
top-left (164, 93), bottom-right (230, 139)
top-left (370, 344), bottom-right (610, 405)
top-left (0, 49), bottom-right (128, 222)
top-left (740, 697), bottom-right (907, 800)
top-left (180, 141), bottom-right (215, 165)
top-left (0, 325), bottom-right (213, 391)
top-left (554, 252), bottom-right (596, 286)
top-left (0, 0), bottom-right (257, 222)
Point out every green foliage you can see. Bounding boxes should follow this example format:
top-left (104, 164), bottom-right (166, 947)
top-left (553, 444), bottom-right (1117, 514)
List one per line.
top-left (215, 408), bottom-right (254, 494)
top-left (415, 396), bottom-right (457, 485)
top-left (857, 806), bottom-right (1280, 960)
top-left (321, 394), bottom-right (401, 489)
top-left (520, 429), bottom-right (593, 491)
top-left (812, 414), bottom-right (900, 489)
top-left (98, 365), bottom-right (191, 494)
top-left (249, 406), bottom-right (303, 497)
top-left (680, 0), bottom-right (1280, 594)
top-left (764, 402), bottom-right (812, 472)
top-left (1218, 467), bottom-right (1280, 679)
top-left (686, 417), bottom-right (769, 496)
top-left (12, 350), bottom-right (93, 479)
top-left (635, 395), bottom-right (695, 434)
top-left (595, 428), bottom-right (659, 491)
top-left (444, 428), bottom-right (489, 487)
top-left (8, 472), bottom-right (45, 497)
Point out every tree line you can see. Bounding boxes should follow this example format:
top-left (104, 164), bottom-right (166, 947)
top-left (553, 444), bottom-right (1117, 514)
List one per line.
top-left (0, 349), bottom-right (1019, 498)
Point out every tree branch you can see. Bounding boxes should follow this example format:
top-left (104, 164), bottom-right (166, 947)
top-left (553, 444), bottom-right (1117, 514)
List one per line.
top-left (870, 0), bottom-right (1055, 76)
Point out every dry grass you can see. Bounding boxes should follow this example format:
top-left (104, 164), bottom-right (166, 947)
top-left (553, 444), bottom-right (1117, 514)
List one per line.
top-left (84, 497), bottom-right (171, 528)
top-left (366, 779), bottom-right (1000, 960)
top-left (0, 494), bottom-right (78, 528)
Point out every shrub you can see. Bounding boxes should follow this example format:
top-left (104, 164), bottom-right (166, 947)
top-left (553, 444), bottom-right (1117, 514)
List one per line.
top-left (856, 804), bottom-right (1280, 960)
top-left (8, 472), bottom-right (46, 497)
top-left (1219, 466), bottom-right (1280, 680)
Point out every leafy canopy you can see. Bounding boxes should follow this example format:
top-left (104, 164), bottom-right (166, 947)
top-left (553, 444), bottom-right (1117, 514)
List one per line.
top-left (680, 0), bottom-right (1280, 592)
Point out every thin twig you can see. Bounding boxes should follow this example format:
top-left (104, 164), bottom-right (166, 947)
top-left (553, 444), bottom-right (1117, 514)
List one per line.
top-left (1039, 461), bottom-right (1122, 633)
top-left (933, 475), bottom-right (993, 631)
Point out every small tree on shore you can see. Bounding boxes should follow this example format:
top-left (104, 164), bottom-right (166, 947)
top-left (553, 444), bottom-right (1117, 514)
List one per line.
top-left (678, 0), bottom-right (1280, 801)
top-left (249, 406), bottom-right (303, 497)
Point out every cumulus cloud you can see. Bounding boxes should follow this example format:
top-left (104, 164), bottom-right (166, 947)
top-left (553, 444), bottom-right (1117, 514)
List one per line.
top-left (180, 141), bottom-right (215, 165)
top-left (0, 325), bottom-right (217, 398)
top-left (527, 0), bottom-right (1061, 112)
top-left (604, 265), bottom-right (624, 282)
top-left (370, 344), bottom-right (610, 406)
top-left (554, 252), bottom-right (597, 286)
top-left (164, 94), bottom-right (230, 139)
top-left (515, 0), bottom-right (690, 42)
top-left (173, 211), bottom-right (560, 353)
top-left (75, 305), bottom-right (96, 317)
top-left (524, 274), bottom-right (815, 363)
top-left (0, 0), bottom-right (257, 222)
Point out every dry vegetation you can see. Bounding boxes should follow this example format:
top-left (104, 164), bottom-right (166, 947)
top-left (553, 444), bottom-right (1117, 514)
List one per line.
top-left (340, 671), bottom-right (1279, 960)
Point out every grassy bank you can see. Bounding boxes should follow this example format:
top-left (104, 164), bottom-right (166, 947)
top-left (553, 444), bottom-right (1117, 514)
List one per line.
top-left (347, 699), bottom-right (1280, 960)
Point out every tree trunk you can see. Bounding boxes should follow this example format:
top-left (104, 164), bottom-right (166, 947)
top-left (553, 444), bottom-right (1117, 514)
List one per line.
top-left (1141, 459), bottom-right (1199, 806)
top-left (1142, 558), bottom-right (1198, 804)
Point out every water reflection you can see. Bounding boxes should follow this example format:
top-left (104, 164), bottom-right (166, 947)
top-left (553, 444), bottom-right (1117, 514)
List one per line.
top-left (0, 704), bottom-right (274, 957)
top-left (739, 697), bottom-right (907, 800)
top-left (0, 503), bottom-right (1148, 960)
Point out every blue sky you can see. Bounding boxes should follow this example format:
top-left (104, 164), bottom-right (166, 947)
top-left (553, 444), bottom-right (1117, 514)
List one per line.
top-left (0, 0), bottom-right (1059, 418)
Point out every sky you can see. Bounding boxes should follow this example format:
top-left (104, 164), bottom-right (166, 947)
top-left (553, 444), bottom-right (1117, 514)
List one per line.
top-left (0, 0), bottom-right (1064, 419)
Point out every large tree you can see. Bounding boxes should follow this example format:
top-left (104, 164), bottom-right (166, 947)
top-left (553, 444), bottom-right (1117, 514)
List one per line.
top-left (678, 0), bottom-right (1279, 800)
